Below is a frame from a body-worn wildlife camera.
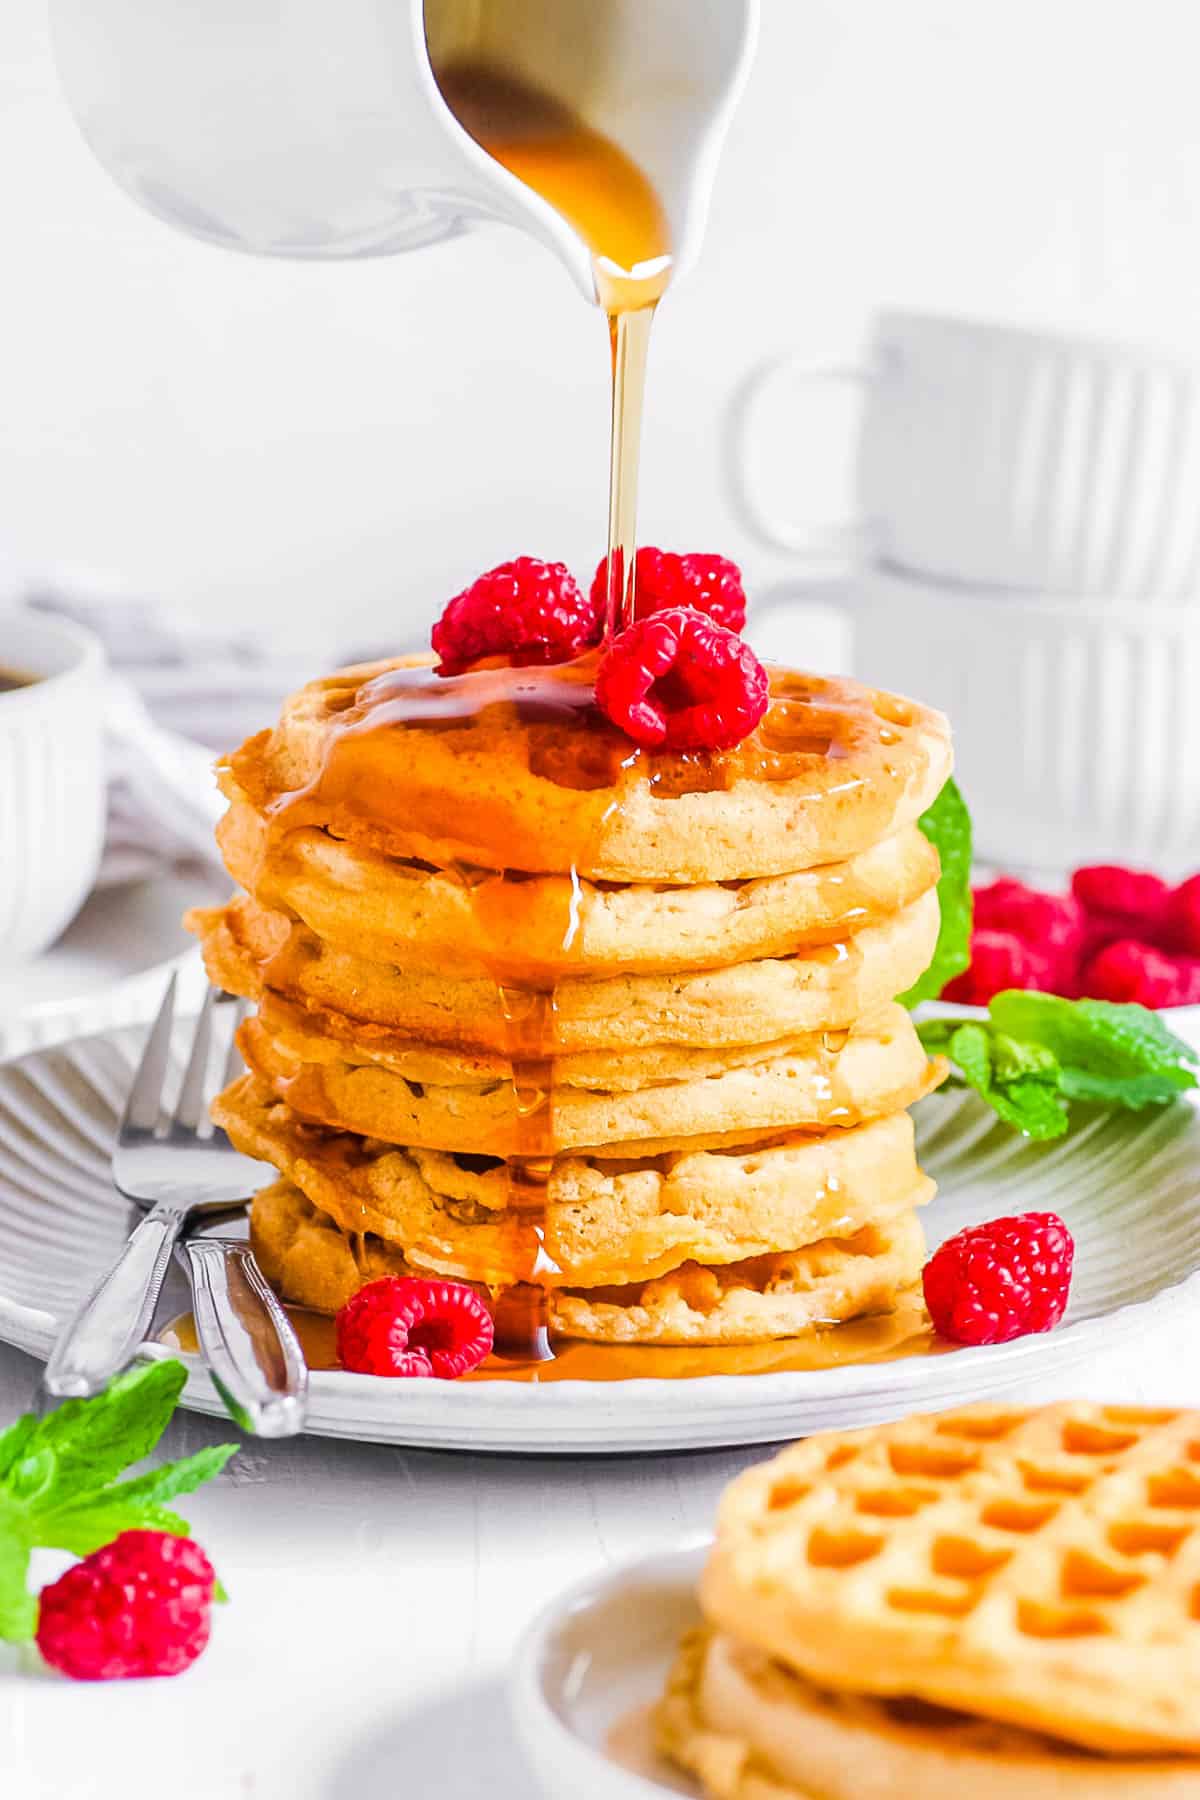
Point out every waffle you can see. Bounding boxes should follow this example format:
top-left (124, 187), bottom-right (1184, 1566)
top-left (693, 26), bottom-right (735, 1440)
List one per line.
top-left (701, 1403), bottom-right (1200, 1755)
top-left (215, 1075), bottom-right (933, 1287)
top-left (250, 1178), bottom-right (926, 1344)
top-left (192, 889), bottom-right (939, 1053)
top-left (657, 1629), bottom-right (1200, 1800)
top-left (222, 655), bottom-right (951, 882)
top-left (208, 812), bottom-right (940, 978)
top-left (235, 1002), bottom-right (935, 1156)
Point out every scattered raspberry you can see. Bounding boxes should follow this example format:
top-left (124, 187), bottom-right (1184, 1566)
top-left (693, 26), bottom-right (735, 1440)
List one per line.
top-left (590, 548), bottom-right (747, 633)
top-left (336, 1277), bottom-right (494, 1378)
top-left (36, 1531), bottom-right (216, 1681)
top-left (1166, 874), bottom-right (1200, 957)
top-left (923, 1212), bottom-right (1074, 1346)
top-left (1071, 865), bottom-right (1173, 953)
top-left (973, 880), bottom-right (1084, 964)
top-left (1081, 938), bottom-right (1200, 1008)
top-left (594, 606), bottom-right (769, 752)
top-left (942, 928), bottom-right (1057, 1006)
top-left (431, 558), bottom-right (599, 676)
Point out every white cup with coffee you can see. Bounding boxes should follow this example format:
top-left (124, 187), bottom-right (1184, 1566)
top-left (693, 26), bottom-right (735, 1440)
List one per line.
top-left (732, 310), bottom-right (1200, 601)
top-left (0, 610), bottom-right (106, 961)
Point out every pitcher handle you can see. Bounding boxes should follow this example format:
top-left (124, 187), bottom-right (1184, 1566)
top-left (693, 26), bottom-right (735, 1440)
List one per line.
top-left (727, 350), bottom-right (878, 557)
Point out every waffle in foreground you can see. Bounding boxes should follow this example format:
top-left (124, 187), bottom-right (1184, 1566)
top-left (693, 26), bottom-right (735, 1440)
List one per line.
top-left (657, 1402), bottom-right (1200, 1798)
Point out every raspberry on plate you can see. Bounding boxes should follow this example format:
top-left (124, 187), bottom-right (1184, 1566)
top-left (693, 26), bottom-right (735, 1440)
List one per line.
top-left (589, 547), bottom-right (747, 633)
top-left (941, 927), bottom-right (1057, 1006)
top-left (594, 606), bottom-right (769, 752)
top-left (431, 557), bottom-right (600, 676)
top-left (1082, 938), bottom-right (1200, 1008)
top-left (336, 1276), bottom-right (495, 1378)
top-left (36, 1530), bottom-right (217, 1682)
top-left (923, 1212), bottom-right (1075, 1346)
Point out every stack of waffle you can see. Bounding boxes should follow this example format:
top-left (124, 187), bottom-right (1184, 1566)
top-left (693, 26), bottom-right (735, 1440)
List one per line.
top-left (659, 1402), bottom-right (1200, 1798)
top-left (188, 654), bottom-right (952, 1349)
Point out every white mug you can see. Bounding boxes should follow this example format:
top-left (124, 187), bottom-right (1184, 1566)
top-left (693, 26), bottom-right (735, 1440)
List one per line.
top-left (0, 611), bottom-right (106, 961)
top-left (751, 567), bottom-right (1200, 876)
top-left (732, 310), bottom-right (1200, 600)
top-left (50, 0), bottom-right (758, 304)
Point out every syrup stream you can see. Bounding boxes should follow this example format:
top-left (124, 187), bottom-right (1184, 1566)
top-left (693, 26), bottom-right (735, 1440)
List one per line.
top-left (421, 58), bottom-right (674, 1356)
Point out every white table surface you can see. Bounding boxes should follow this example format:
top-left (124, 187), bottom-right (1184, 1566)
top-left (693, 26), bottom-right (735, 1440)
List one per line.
top-left (1, 887), bottom-right (1199, 1800)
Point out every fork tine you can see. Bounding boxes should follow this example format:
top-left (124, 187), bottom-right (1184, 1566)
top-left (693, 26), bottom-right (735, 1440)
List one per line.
top-left (173, 986), bottom-right (216, 1132)
top-left (120, 972), bottom-right (178, 1137)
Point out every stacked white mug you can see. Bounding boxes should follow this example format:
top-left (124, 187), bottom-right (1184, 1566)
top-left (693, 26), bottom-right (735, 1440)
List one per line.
top-left (733, 310), bottom-right (1200, 875)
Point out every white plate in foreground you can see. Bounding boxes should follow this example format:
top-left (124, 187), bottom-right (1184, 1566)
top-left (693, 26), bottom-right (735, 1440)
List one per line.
top-left (511, 1544), bottom-right (707, 1799)
top-left (0, 1011), bottom-right (1198, 1452)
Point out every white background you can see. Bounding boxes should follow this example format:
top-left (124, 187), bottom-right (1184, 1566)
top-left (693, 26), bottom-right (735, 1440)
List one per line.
top-left (5, 0), bottom-right (1200, 648)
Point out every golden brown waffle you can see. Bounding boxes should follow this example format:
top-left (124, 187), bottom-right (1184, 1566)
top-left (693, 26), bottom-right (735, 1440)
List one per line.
top-left (233, 1001), bottom-right (935, 1157)
top-left (215, 1075), bottom-right (934, 1288)
top-left (221, 655), bottom-right (951, 882)
top-left (657, 1629), bottom-right (1200, 1800)
top-left (205, 814), bottom-right (939, 979)
top-left (189, 885), bottom-right (939, 1052)
top-left (701, 1403), bottom-right (1200, 1755)
top-left (250, 1178), bottom-right (926, 1345)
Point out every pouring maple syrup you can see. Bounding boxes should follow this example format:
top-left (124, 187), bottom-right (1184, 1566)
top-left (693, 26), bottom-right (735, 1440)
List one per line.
top-left (432, 59), bottom-right (673, 632)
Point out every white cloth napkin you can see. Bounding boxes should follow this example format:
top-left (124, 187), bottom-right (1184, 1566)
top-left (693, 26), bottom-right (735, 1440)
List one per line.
top-left (28, 580), bottom-right (331, 889)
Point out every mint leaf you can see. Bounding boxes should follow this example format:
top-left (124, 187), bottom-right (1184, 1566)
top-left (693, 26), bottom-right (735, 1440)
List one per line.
top-left (943, 1021), bottom-right (1069, 1138)
top-left (900, 778), bottom-right (973, 1006)
top-left (0, 1528), bottom-right (35, 1642)
top-left (921, 991), bottom-right (1195, 1139)
top-left (38, 1504), bottom-right (192, 1558)
top-left (92, 1444), bottom-right (237, 1509)
top-left (27, 1360), bottom-right (186, 1511)
top-left (0, 1417), bottom-right (37, 1486)
top-left (989, 992), bottom-right (1198, 1108)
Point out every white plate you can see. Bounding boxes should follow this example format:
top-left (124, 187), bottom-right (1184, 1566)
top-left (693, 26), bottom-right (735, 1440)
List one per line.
top-left (0, 1011), bottom-right (1199, 1453)
top-left (511, 1544), bottom-right (708, 1799)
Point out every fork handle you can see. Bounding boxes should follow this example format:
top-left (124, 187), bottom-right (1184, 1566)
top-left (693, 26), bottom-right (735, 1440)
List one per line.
top-left (183, 1239), bottom-right (308, 1438)
top-left (44, 1203), bottom-right (185, 1398)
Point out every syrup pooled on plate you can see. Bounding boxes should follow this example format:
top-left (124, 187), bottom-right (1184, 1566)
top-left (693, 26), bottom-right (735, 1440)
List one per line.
top-left (432, 58), bottom-right (673, 631)
top-left (161, 1288), bottom-right (943, 1382)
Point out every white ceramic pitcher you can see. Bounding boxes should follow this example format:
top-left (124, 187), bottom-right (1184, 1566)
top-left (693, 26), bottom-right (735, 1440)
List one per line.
top-left (49, 0), bottom-right (758, 302)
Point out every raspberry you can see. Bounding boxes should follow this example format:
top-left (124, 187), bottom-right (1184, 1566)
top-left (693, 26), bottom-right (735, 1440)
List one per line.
top-left (431, 558), bottom-right (600, 676)
top-left (590, 547), bottom-right (747, 633)
top-left (336, 1276), bottom-right (494, 1378)
top-left (1071, 865), bottom-right (1173, 953)
top-left (36, 1531), bottom-right (216, 1681)
top-left (941, 928), bottom-right (1057, 1006)
top-left (594, 607), bottom-right (769, 752)
top-left (923, 1212), bottom-right (1074, 1346)
top-left (973, 880), bottom-right (1084, 965)
top-left (1165, 874), bottom-right (1200, 956)
top-left (1081, 938), bottom-right (1200, 1008)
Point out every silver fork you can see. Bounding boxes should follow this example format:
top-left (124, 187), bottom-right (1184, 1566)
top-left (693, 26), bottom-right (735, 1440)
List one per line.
top-left (44, 976), bottom-right (308, 1436)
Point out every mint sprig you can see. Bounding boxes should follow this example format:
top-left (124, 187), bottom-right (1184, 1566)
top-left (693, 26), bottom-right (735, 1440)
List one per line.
top-left (0, 1360), bottom-right (236, 1642)
top-left (919, 992), bottom-right (1198, 1139)
top-left (900, 777), bottom-right (972, 1007)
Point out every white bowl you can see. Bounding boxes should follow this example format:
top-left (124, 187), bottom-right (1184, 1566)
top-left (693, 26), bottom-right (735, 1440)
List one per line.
top-left (0, 609), bottom-right (106, 961)
top-left (511, 1546), bottom-right (708, 1799)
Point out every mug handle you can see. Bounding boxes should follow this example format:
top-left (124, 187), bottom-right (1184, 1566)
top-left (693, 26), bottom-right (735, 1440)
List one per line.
top-left (727, 350), bottom-right (878, 557)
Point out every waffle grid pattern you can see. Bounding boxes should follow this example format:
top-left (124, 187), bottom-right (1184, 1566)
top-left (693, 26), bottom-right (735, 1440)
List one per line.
top-left (703, 1403), bottom-right (1200, 1753)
